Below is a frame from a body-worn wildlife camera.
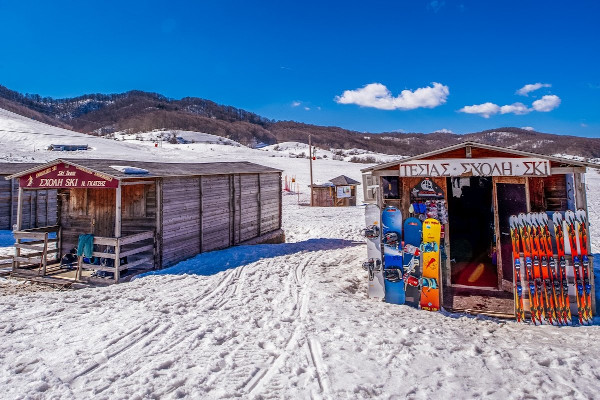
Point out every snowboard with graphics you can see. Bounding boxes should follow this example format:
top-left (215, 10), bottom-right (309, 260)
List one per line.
top-left (381, 205), bottom-right (405, 305)
top-left (420, 218), bottom-right (441, 311)
top-left (363, 204), bottom-right (385, 299)
top-left (403, 217), bottom-right (422, 306)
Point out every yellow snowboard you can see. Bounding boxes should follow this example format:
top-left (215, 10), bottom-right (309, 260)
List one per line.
top-left (421, 218), bottom-right (441, 311)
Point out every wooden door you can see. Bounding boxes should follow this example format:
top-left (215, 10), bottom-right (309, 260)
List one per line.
top-left (494, 178), bottom-right (527, 290)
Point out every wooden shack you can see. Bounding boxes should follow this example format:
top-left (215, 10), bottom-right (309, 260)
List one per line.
top-left (311, 175), bottom-right (360, 207)
top-left (0, 163), bottom-right (57, 230)
top-left (361, 141), bottom-right (596, 318)
top-left (6, 159), bottom-right (283, 284)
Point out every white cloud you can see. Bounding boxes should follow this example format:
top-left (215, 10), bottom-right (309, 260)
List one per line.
top-left (291, 101), bottom-right (301, 107)
top-left (581, 123), bottom-right (588, 128)
top-left (500, 102), bottom-right (531, 115)
top-left (521, 126), bottom-right (535, 131)
top-left (427, 0), bottom-right (445, 13)
top-left (516, 83), bottom-right (551, 96)
top-left (434, 129), bottom-right (453, 133)
top-left (335, 82), bottom-right (449, 110)
top-left (458, 102), bottom-right (501, 118)
top-left (532, 95), bottom-right (561, 112)
top-left (304, 107), bottom-right (310, 111)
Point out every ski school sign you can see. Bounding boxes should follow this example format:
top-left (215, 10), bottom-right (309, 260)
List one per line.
top-left (19, 163), bottom-right (119, 189)
top-left (397, 158), bottom-right (550, 178)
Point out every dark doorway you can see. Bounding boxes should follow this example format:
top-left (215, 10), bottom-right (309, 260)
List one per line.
top-left (448, 177), bottom-right (497, 288)
top-left (496, 183), bottom-right (527, 284)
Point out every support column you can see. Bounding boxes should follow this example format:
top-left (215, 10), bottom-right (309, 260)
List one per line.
top-left (114, 184), bottom-right (122, 283)
top-left (13, 187), bottom-right (23, 271)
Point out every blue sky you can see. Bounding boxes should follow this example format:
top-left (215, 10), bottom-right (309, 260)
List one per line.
top-left (0, 0), bottom-right (599, 136)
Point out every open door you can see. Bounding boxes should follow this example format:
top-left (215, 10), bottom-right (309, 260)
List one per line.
top-left (495, 179), bottom-right (527, 291)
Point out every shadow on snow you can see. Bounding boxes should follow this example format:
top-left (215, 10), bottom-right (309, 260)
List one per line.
top-left (141, 238), bottom-right (362, 277)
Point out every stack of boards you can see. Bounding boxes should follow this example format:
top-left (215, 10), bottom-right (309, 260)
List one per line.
top-left (509, 209), bottom-right (593, 326)
top-left (363, 204), bottom-right (442, 312)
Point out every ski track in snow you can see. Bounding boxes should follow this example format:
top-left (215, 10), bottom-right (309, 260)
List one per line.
top-left (1, 109), bottom-right (600, 398)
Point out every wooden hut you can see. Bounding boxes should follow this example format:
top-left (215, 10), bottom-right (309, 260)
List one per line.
top-left (6, 158), bottom-right (283, 284)
top-left (361, 141), bottom-right (596, 318)
top-left (0, 163), bottom-right (57, 230)
top-left (311, 175), bottom-right (360, 207)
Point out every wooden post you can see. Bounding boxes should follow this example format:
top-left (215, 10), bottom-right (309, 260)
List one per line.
top-left (13, 187), bottom-right (23, 271)
top-left (115, 184), bottom-right (122, 283)
top-left (41, 232), bottom-right (48, 276)
top-left (16, 187), bottom-right (23, 231)
top-left (309, 134), bottom-right (314, 206)
top-left (76, 256), bottom-right (83, 281)
top-left (9, 178), bottom-right (14, 229)
top-left (156, 179), bottom-right (162, 269)
top-left (115, 184), bottom-right (122, 238)
top-left (114, 238), bottom-right (121, 283)
top-left (257, 174), bottom-right (262, 237)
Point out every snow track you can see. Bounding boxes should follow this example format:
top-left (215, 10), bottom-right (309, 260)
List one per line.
top-left (1, 124), bottom-right (600, 398)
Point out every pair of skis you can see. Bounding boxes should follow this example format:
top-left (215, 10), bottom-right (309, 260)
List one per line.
top-left (510, 210), bottom-right (592, 325)
top-left (565, 210), bottom-right (593, 325)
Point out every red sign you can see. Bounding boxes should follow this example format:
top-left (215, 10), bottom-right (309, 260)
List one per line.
top-left (19, 162), bottom-right (119, 189)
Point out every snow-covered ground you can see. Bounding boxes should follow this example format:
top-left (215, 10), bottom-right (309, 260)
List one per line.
top-left (1, 108), bottom-right (600, 398)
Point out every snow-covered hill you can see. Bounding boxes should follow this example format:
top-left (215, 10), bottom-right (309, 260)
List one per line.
top-left (1, 108), bottom-right (600, 399)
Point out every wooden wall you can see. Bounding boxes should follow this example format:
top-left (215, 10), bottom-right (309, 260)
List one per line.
top-left (0, 177), bottom-right (57, 230)
top-left (160, 172), bottom-right (282, 268)
top-left (59, 184), bottom-right (157, 256)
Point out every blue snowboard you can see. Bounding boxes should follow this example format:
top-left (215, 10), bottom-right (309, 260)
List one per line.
top-left (403, 217), bottom-right (423, 307)
top-left (381, 205), bottom-right (405, 305)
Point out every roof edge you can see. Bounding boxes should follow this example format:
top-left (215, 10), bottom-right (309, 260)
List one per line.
top-left (361, 141), bottom-right (599, 173)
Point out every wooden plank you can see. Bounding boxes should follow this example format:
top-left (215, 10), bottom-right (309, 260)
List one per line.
top-left (13, 256), bottom-right (42, 263)
top-left (551, 167), bottom-right (586, 174)
top-left (120, 231), bottom-right (154, 245)
top-left (122, 257), bottom-right (153, 270)
top-left (13, 231), bottom-right (48, 240)
top-left (120, 244), bottom-right (155, 258)
top-left (93, 237), bottom-right (119, 246)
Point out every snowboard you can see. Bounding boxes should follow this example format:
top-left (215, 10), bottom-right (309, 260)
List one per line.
top-left (403, 217), bottom-right (422, 307)
top-left (363, 204), bottom-right (385, 299)
top-left (381, 205), bottom-right (405, 304)
top-left (420, 218), bottom-right (441, 311)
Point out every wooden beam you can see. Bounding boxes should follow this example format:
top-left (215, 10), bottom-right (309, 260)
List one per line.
top-left (156, 178), bottom-right (163, 269)
top-left (550, 167), bottom-right (586, 175)
top-left (114, 238), bottom-right (121, 284)
top-left (115, 183), bottom-right (122, 238)
top-left (372, 169), bottom-right (400, 177)
top-left (120, 180), bottom-right (156, 186)
top-left (16, 187), bottom-right (23, 231)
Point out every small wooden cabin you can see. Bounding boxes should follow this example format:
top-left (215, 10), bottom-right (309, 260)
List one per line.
top-left (311, 175), bottom-right (360, 207)
top-left (361, 141), bottom-right (596, 318)
top-left (0, 163), bottom-right (57, 230)
top-left (6, 159), bottom-right (283, 284)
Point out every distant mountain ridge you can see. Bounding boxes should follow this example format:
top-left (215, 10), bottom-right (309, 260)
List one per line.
top-left (1, 84), bottom-right (600, 159)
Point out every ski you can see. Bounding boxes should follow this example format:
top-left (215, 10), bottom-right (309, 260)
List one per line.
top-left (552, 212), bottom-right (573, 325)
top-left (530, 213), bottom-right (555, 324)
top-left (509, 215), bottom-right (525, 322)
top-left (565, 210), bottom-right (588, 325)
top-left (363, 204), bottom-right (385, 299)
top-left (420, 218), bottom-right (441, 312)
top-left (575, 209), bottom-right (593, 324)
top-left (518, 213), bottom-right (542, 325)
top-left (537, 212), bottom-right (562, 325)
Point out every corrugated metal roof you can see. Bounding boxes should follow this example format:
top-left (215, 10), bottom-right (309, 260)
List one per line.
top-left (0, 163), bottom-right (43, 175)
top-left (5, 158), bottom-right (282, 180)
top-left (361, 141), bottom-right (600, 172)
